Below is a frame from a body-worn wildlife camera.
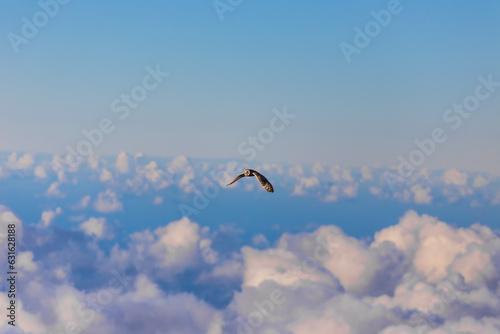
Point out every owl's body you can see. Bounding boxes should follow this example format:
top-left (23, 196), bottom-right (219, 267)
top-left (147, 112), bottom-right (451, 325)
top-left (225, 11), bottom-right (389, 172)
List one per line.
top-left (227, 169), bottom-right (274, 193)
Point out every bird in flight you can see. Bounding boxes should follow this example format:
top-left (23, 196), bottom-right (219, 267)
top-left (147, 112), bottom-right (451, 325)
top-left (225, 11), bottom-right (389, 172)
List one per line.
top-left (227, 169), bottom-right (274, 193)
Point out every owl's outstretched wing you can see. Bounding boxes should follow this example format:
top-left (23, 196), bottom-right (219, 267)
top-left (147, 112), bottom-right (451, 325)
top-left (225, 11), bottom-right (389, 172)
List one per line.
top-left (253, 171), bottom-right (274, 193)
top-left (227, 173), bottom-right (246, 186)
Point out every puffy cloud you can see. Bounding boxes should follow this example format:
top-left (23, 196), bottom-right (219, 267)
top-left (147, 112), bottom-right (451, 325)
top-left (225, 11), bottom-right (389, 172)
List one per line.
top-left (153, 196), bottom-right (163, 205)
top-left (5, 152), bottom-right (34, 170)
top-left (115, 151), bottom-right (129, 174)
top-left (288, 165), bottom-right (304, 179)
top-left (312, 162), bottom-right (325, 175)
top-left (38, 207), bottom-right (62, 228)
top-left (0, 166), bottom-right (7, 178)
top-left (167, 155), bottom-right (190, 174)
top-left (99, 168), bottom-right (113, 182)
top-left (72, 196), bottom-right (91, 210)
top-left (443, 168), bottom-right (468, 186)
top-left (324, 185), bottom-right (340, 202)
top-left (341, 169), bottom-right (353, 182)
top-left (18, 251), bottom-right (38, 272)
top-left (94, 190), bottom-right (123, 213)
top-left (2, 203), bottom-right (500, 334)
top-left (324, 184), bottom-right (358, 202)
top-left (361, 166), bottom-right (373, 180)
top-left (293, 176), bottom-right (320, 195)
top-left (0, 206), bottom-right (23, 243)
top-left (46, 181), bottom-right (64, 197)
top-left (473, 175), bottom-right (489, 188)
top-left (34, 165), bottom-right (48, 179)
top-left (87, 151), bottom-right (99, 169)
top-left (410, 184), bottom-right (432, 204)
top-left (292, 309), bottom-right (351, 334)
top-left (168, 156), bottom-right (194, 191)
top-left (137, 161), bottom-right (170, 189)
top-left (80, 217), bottom-right (107, 238)
top-left (252, 234), bottom-right (269, 247)
top-left (109, 217), bottom-right (217, 278)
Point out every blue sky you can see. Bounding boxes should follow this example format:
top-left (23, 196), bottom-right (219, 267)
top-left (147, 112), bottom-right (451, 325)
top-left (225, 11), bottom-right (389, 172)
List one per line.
top-left (1, 0), bottom-right (499, 173)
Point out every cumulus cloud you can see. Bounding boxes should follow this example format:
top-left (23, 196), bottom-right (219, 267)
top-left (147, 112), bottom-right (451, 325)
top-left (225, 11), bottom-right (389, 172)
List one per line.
top-left (410, 184), bottom-right (432, 204)
top-left (34, 165), bottom-right (48, 179)
top-left (293, 176), bottom-right (320, 195)
top-left (115, 151), bottom-right (129, 174)
top-left (324, 184), bottom-right (358, 202)
top-left (443, 168), bottom-right (468, 186)
top-left (72, 196), bottom-right (91, 210)
top-left (2, 205), bottom-right (500, 334)
top-left (0, 166), bottom-right (7, 178)
top-left (5, 152), bottom-right (34, 170)
top-left (45, 181), bottom-right (64, 197)
top-left (94, 190), bottom-right (123, 213)
top-left (87, 151), bottom-right (99, 170)
top-left (473, 175), bottom-right (490, 188)
top-left (361, 166), bottom-right (373, 180)
top-left (80, 217), bottom-right (108, 238)
top-left (99, 168), bottom-right (113, 182)
top-left (38, 207), bottom-right (62, 228)
top-left (108, 217), bottom-right (218, 279)
top-left (168, 156), bottom-right (194, 192)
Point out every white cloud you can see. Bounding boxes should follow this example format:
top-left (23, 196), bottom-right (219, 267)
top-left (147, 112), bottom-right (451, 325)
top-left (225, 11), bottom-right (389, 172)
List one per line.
top-left (324, 184), bottom-right (358, 202)
top-left (293, 176), bottom-right (320, 195)
top-left (324, 185), bottom-right (340, 202)
top-left (2, 205), bottom-right (500, 334)
top-left (342, 183), bottom-right (358, 197)
top-left (80, 217), bottom-right (107, 238)
top-left (312, 162), bottom-right (325, 175)
top-left (410, 184), bottom-right (432, 204)
top-left (0, 166), bottom-right (7, 178)
top-left (167, 156), bottom-right (194, 192)
top-left (252, 234), bottom-right (269, 247)
top-left (87, 151), bottom-right (99, 169)
top-left (167, 155), bottom-right (190, 174)
top-left (6, 152), bottom-right (34, 170)
top-left (45, 181), bottom-right (64, 197)
top-left (288, 165), bottom-right (304, 179)
top-left (443, 168), bottom-right (468, 186)
top-left (153, 196), bottom-right (163, 205)
top-left (38, 207), bottom-right (62, 228)
top-left (473, 175), bottom-right (489, 188)
top-left (99, 168), bottom-right (113, 182)
top-left (115, 151), bottom-right (129, 173)
top-left (361, 166), bottom-right (373, 180)
top-left (94, 190), bottom-right (123, 213)
top-left (18, 251), bottom-right (38, 272)
top-left (34, 165), bottom-right (48, 179)
top-left (341, 169), bottom-right (353, 182)
top-left (71, 195), bottom-right (91, 210)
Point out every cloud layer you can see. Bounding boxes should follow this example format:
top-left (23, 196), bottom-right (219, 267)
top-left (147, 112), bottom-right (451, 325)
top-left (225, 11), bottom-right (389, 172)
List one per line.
top-left (1, 201), bottom-right (499, 334)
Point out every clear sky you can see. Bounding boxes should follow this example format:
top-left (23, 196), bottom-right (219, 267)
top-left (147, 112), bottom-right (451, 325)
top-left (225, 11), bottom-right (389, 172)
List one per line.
top-left (1, 0), bottom-right (499, 173)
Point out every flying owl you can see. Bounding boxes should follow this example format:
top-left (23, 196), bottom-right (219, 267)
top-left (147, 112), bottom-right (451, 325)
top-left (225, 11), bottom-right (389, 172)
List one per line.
top-left (227, 169), bottom-right (274, 193)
